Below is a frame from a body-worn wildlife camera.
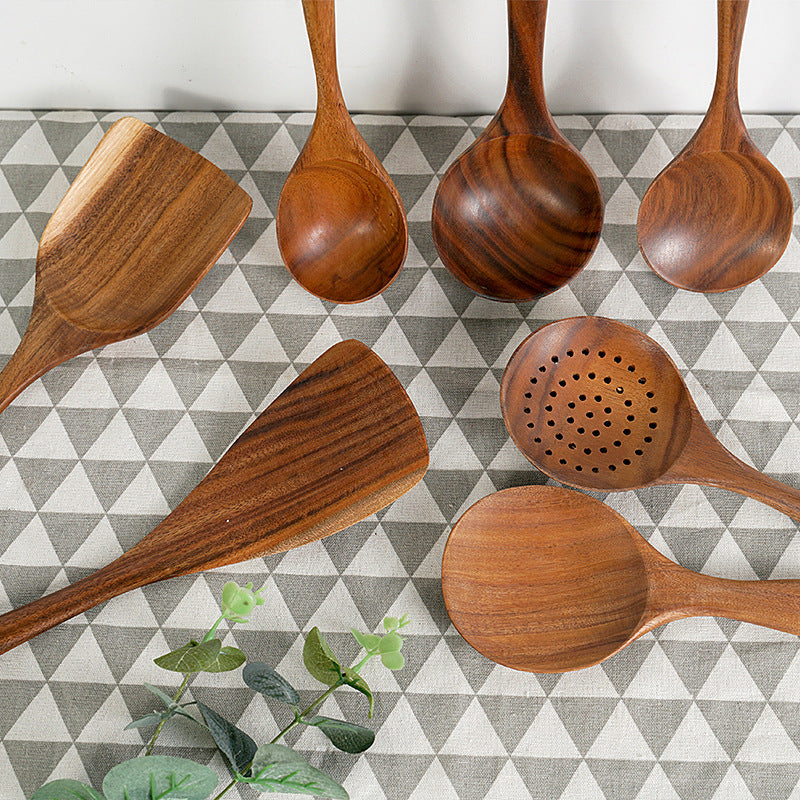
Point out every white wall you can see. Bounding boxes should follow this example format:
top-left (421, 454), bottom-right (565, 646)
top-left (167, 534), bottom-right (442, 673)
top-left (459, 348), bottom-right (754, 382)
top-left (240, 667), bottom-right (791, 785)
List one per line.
top-left (3, 0), bottom-right (800, 114)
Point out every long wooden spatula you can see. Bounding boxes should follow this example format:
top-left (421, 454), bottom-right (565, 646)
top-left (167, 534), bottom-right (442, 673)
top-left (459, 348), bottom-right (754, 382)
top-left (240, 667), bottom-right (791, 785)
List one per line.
top-left (0, 116), bottom-right (252, 414)
top-left (0, 340), bottom-right (429, 654)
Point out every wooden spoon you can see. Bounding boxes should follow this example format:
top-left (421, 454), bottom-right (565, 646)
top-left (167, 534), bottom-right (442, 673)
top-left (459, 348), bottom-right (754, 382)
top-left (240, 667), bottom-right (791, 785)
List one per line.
top-left (501, 315), bottom-right (800, 519)
top-left (276, 0), bottom-right (407, 304)
top-left (442, 485), bottom-right (800, 673)
top-left (0, 116), bottom-right (252, 415)
top-left (0, 340), bottom-right (428, 655)
top-left (431, 0), bottom-right (603, 303)
top-left (637, 0), bottom-right (792, 293)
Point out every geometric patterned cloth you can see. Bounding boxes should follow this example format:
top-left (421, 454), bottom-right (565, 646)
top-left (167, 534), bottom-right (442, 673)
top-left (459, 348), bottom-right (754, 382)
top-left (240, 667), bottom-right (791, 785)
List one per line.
top-left (1, 110), bottom-right (800, 800)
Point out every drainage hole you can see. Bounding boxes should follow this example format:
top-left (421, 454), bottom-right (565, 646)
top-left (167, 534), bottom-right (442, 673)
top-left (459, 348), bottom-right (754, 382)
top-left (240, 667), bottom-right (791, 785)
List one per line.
top-left (623, 458), bottom-right (631, 465)
top-left (577, 427), bottom-right (585, 434)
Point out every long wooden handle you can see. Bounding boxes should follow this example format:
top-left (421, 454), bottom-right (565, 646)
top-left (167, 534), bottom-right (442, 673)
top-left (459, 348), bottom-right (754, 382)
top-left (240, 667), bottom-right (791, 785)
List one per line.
top-left (301, 0), bottom-right (344, 112)
top-left (693, 0), bottom-right (749, 151)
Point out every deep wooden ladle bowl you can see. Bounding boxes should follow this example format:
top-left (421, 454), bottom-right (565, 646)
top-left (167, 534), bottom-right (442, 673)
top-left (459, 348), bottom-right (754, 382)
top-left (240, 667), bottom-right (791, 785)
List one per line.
top-left (276, 0), bottom-right (407, 304)
top-left (637, 0), bottom-right (792, 293)
top-left (501, 316), bottom-right (800, 520)
top-left (0, 117), bottom-right (252, 415)
top-left (442, 486), bottom-right (800, 673)
top-left (431, 0), bottom-right (603, 302)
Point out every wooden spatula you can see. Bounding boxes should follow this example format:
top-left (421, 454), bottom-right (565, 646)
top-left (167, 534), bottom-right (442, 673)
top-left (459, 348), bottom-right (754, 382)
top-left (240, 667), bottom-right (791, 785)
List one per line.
top-left (0, 116), bottom-right (252, 414)
top-left (0, 340), bottom-right (429, 654)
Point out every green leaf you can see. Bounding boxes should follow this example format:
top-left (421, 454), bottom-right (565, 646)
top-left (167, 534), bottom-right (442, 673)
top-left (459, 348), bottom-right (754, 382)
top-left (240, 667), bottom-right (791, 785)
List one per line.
top-left (154, 639), bottom-right (222, 673)
top-left (196, 702), bottom-right (257, 775)
top-left (380, 651), bottom-right (405, 671)
top-left (350, 630), bottom-right (380, 652)
top-left (124, 711), bottom-right (169, 730)
top-left (378, 633), bottom-right (403, 654)
top-left (242, 662), bottom-right (300, 706)
top-left (202, 645), bottom-right (247, 673)
top-left (340, 666), bottom-right (374, 717)
top-left (302, 627), bottom-right (343, 687)
top-left (305, 716), bottom-right (375, 753)
top-left (244, 744), bottom-right (348, 799)
top-left (32, 780), bottom-right (105, 800)
top-left (102, 755), bottom-right (217, 800)
top-left (383, 616), bottom-right (399, 632)
top-left (143, 684), bottom-right (177, 709)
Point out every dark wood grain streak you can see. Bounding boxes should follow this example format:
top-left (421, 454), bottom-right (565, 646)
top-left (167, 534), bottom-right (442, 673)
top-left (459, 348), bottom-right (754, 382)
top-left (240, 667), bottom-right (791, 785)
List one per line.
top-left (442, 487), bottom-right (800, 673)
top-left (501, 316), bottom-right (800, 519)
top-left (637, 0), bottom-right (792, 293)
top-left (0, 340), bottom-right (429, 655)
top-left (275, 0), bottom-right (407, 304)
top-left (0, 117), bottom-right (252, 414)
top-left (431, 0), bottom-right (603, 303)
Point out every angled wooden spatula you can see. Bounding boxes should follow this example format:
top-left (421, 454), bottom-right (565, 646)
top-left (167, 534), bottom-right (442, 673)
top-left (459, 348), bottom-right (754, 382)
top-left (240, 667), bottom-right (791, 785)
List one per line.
top-left (0, 116), bottom-right (252, 414)
top-left (0, 340), bottom-right (429, 654)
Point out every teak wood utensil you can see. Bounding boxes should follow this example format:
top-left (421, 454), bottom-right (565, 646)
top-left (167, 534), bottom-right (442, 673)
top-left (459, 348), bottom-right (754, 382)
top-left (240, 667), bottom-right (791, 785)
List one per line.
top-left (637, 0), bottom-right (792, 293)
top-left (0, 116), bottom-right (252, 416)
top-left (275, 0), bottom-right (407, 304)
top-left (501, 316), bottom-right (800, 519)
top-left (0, 340), bottom-right (429, 655)
top-left (442, 486), bottom-right (800, 673)
top-left (431, 0), bottom-right (603, 303)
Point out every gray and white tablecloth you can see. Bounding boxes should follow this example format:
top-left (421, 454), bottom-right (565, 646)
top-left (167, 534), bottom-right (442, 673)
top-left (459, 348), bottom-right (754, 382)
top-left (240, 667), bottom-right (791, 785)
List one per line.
top-left (1, 110), bottom-right (800, 800)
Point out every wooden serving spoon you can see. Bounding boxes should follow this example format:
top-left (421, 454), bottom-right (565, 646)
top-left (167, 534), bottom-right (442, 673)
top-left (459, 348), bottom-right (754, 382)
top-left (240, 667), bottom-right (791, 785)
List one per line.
top-left (637, 0), bottom-right (792, 293)
top-left (501, 315), bottom-right (800, 519)
top-left (442, 486), bottom-right (800, 673)
top-left (0, 116), bottom-right (252, 415)
top-left (276, 0), bottom-right (407, 304)
top-left (0, 340), bottom-right (429, 655)
top-left (431, 0), bottom-right (603, 303)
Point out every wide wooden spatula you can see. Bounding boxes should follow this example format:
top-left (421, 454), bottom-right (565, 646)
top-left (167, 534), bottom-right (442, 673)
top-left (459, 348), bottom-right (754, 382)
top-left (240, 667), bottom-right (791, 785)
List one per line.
top-left (0, 340), bottom-right (429, 655)
top-left (0, 116), bottom-right (252, 414)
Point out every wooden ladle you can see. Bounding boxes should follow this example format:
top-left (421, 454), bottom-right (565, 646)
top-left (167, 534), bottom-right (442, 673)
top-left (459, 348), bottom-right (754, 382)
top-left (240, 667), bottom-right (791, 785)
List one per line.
top-left (0, 340), bottom-right (429, 655)
top-left (501, 316), bottom-right (800, 519)
top-left (442, 486), bottom-right (800, 673)
top-left (276, 0), bottom-right (407, 304)
top-left (637, 0), bottom-right (792, 293)
top-left (0, 116), bottom-right (252, 415)
top-left (431, 0), bottom-right (603, 302)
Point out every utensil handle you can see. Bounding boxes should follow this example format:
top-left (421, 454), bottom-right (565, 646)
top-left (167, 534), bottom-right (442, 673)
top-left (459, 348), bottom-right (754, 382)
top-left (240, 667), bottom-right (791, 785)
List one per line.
top-left (301, 0), bottom-right (345, 112)
top-left (695, 0), bottom-right (749, 150)
top-left (0, 552), bottom-right (149, 656)
top-left (491, 0), bottom-right (557, 139)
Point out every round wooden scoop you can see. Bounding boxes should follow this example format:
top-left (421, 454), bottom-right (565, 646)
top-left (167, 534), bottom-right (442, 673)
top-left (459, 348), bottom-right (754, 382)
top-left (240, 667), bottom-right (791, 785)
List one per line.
top-left (443, 486), bottom-right (800, 673)
top-left (431, 0), bottom-right (603, 302)
top-left (501, 316), bottom-right (800, 520)
top-left (0, 340), bottom-right (429, 655)
top-left (276, 0), bottom-right (407, 304)
top-left (0, 116), bottom-right (252, 415)
top-left (637, 0), bottom-right (792, 293)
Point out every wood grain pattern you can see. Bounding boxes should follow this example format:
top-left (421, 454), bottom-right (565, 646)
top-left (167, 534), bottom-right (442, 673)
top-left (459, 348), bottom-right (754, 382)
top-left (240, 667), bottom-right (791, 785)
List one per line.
top-left (442, 486), bottom-right (800, 672)
top-left (0, 340), bottom-right (429, 654)
top-left (0, 116), bottom-right (252, 414)
top-left (275, 0), bottom-right (407, 304)
top-left (637, 0), bottom-right (792, 293)
top-left (431, 0), bottom-right (603, 303)
top-left (501, 316), bottom-right (800, 519)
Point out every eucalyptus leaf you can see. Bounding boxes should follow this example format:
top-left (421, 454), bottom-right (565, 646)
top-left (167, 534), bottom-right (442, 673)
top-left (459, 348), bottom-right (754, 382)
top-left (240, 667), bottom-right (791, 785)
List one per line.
top-left (154, 639), bottom-right (222, 673)
top-left (244, 744), bottom-right (348, 799)
top-left (340, 666), bottom-right (374, 717)
top-left (242, 661), bottom-right (300, 706)
top-left (350, 630), bottom-right (380, 652)
top-left (302, 627), bottom-right (343, 687)
top-left (196, 702), bottom-right (257, 775)
top-left (102, 755), bottom-right (217, 800)
top-left (143, 683), bottom-right (178, 709)
top-left (31, 779), bottom-right (105, 800)
top-left (305, 716), bottom-right (375, 753)
top-left (202, 645), bottom-right (247, 673)
top-left (124, 711), bottom-right (169, 730)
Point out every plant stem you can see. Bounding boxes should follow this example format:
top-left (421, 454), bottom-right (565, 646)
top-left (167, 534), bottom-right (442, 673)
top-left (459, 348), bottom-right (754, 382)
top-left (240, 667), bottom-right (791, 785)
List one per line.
top-left (144, 672), bottom-right (193, 755)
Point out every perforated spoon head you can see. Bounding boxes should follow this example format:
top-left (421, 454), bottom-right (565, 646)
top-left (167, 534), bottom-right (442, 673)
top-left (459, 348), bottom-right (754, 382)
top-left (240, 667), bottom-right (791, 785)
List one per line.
top-left (501, 316), bottom-right (694, 491)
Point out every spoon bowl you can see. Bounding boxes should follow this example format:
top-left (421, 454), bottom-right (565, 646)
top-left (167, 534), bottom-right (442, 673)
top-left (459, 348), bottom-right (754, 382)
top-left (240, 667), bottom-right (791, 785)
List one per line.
top-left (443, 486), bottom-right (800, 672)
top-left (637, 0), bottom-right (792, 292)
top-left (433, 134), bottom-right (604, 301)
top-left (277, 159), bottom-right (407, 304)
top-left (501, 316), bottom-right (800, 519)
